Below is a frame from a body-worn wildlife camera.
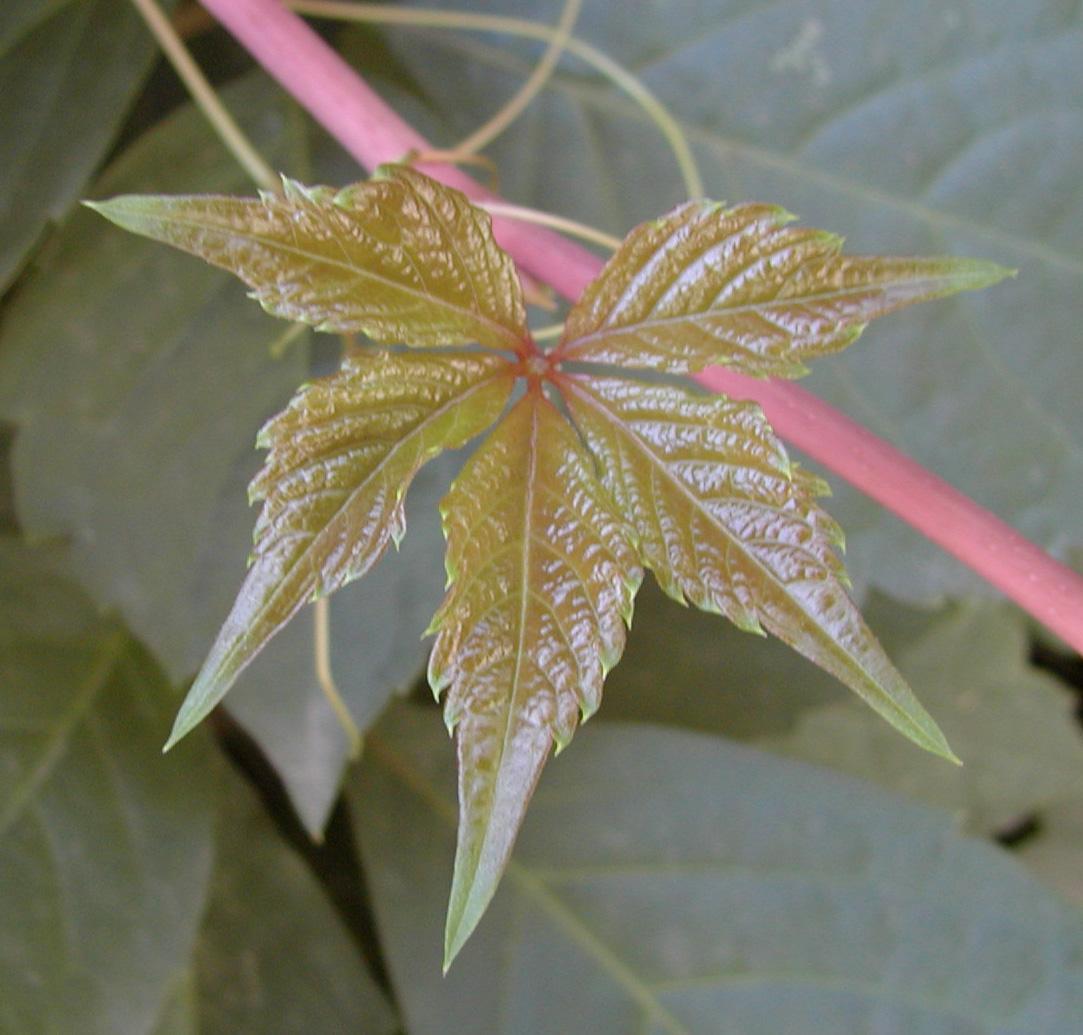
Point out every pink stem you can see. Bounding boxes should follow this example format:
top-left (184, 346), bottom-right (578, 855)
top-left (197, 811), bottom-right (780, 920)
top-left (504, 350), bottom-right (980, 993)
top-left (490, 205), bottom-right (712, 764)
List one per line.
top-left (199, 0), bottom-right (1083, 654)
top-left (199, 0), bottom-right (599, 299)
top-left (700, 369), bottom-right (1083, 652)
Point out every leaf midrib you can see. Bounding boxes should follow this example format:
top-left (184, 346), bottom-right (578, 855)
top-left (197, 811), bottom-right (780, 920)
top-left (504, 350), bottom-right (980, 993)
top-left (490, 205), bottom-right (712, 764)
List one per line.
top-left (208, 367), bottom-right (511, 696)
top-left (367, 731), bottom-right (690, 1035)
top-left (463, 395), bottom-right (542, 897)
top-left (0, 628), bottom-right (127, 838)
top-left (116, 206), bottom-right (525, 352)
top-left (563, 378), bottom-right (909, 722)
top-left (560, 275), bottom-right (970, 360)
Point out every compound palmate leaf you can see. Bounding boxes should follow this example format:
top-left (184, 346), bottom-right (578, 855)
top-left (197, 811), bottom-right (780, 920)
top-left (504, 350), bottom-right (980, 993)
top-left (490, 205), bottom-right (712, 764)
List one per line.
top-left (556, 200), bottom-right (1008, 377)
top-left (561, 374), bottom-right (952, 760)
top-left (89, 165), bottom-right (528, 352)
top-left (166, 349), bottom-right (513, 748)
top-left (428, 390), bottom-right (641, 965)
top-left (87, 168), bottom-right (1008, 967)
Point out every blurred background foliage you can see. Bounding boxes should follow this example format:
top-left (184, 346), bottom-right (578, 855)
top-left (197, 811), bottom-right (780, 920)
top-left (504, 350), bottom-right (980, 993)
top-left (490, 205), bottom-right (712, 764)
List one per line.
top-left (2, 1), bottom-right (1082, 1031)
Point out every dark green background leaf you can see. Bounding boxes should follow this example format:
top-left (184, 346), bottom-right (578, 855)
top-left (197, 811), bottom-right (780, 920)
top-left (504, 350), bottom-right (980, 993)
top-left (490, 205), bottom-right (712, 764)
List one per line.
top-left (1020, 797), bottom-right (1083, 909)
top-left (371, 0), bottom-right (1083, 602)
top-left (0, 0), bottom-right (168, 290)
top-left (0, 537), bottom-right (394, 1033)
top-left (357, 704), bottom-right (1083, 1034)
top-left (0, 538), bottom-right (218, 1035)
top-left (179, 767), bottom-right (397, 1034)
top-left (756, 600), bottom-right (1083, 834)
top-left (0, 76), bottom-right (450, 833)
top-left (0, 75), bottom-right (310, 681)
top-left (604, 581), bottom-right (1083, 835)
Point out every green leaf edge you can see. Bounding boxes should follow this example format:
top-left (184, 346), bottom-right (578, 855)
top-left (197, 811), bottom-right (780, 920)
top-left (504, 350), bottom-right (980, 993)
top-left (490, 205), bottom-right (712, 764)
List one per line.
top-left (83, 173), bottom-right (530, 353)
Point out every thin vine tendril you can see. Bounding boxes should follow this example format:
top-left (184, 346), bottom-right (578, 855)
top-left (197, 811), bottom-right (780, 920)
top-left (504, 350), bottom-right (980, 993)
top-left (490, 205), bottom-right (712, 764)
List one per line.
top-left (289, 0), bottom-right (705, 198)
top-left (128, 0), bottom-right (279, 190)
top-left (430, 0), bottom-right (581, 162)
top-left (479, 201), bottom-right (622, 251)
top-left (314, 597), bottom-right (363, 758)
top-left (129, 0), bottom-right (366, 750)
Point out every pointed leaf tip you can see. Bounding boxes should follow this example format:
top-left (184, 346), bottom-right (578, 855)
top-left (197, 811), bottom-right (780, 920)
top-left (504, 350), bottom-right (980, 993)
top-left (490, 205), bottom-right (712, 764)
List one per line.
top-left (84, 172), bottom-right (528, 350)
top-left (161, 663), bottom-right (226, 754)
top-left (431, 393), bottom-right (641, 965)
top-left (177, 351), bottom-right (511, 740)
top-left (82, 194), bottom-right (137, 229)
top-left (895, 707), bottom-right (960, 766)
top-left (443, 885), bottom-right (485, 971)
top-left (561, 374), bottom-right (954, 762)
top-left (945, 257), bottom-right (1016, 291)
top-left (558, 201), bottom-right (1014, 377)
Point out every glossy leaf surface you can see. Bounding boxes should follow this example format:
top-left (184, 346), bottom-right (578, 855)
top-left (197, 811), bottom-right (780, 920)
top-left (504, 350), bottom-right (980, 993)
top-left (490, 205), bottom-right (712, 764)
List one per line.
top-left (377, 4), bottom-right (1083, 600)
top-left (563, 374), bottom-right (952, 760)
top-left (85, 158), bottom-right (1007, 959)
top-left (89, 166), bottom-right (528, 351)
top-left (428, 391), bottom-right (641, 965)
top-left (558, 201), bottom-right (1007, 376)
top-left (224, 455), bottom-right (451, 837)
top-left (357, 705), bottom-right (1083, 1035)
top-left (168, 350), bottom-right (512, 749)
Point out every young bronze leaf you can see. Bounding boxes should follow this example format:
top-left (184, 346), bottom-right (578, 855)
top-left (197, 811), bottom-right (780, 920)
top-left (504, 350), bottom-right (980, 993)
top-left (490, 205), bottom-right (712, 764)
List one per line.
top-left (561, 374), bottom-right (955, 762)
top-left (427, 391), bottom-right (641, 968)
top-left (165, 350), bottom-right (513, 750)
top-left (556, 201), bottom-right (1010, 376)
top-left (87, 166), bottom-right (527, 352)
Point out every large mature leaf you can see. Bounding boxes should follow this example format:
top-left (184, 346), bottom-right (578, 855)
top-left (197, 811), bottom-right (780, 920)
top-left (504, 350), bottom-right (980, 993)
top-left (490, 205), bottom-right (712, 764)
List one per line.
top-left (357, 705), bottom-right (1083, 1034)
top-left (0, 539), bottom-right (217, 1035)
top-left (90, 166), bottom-right (529, 351)
top-left (0, 77), bottom-right (446, 831)
top-left (0, 0), bottom-right (166, 290)
top-left (374, 2), bottom-right (1083, 599)
top-left (605, 584), bottom-right (1083, 835)
top-left (758, 602), bottom-right (1083, 833)
top-left (428, 391), bottom-right (641, 965)
top-left (165, 767), bottom-right (397, 1034)
top-left (0, 75), bottom-right (310, 682)
top-left (557, 200), bottom-right (1005, 376)
top-left (563, 374), bottom-right (952, 760)
top-left (168, 349), bottom-right (512, 750)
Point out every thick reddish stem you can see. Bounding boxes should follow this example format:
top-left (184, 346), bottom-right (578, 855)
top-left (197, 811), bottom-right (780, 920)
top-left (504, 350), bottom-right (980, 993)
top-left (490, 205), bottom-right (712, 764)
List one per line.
top-left (199, 0), bottom-right (1083, 653)
top-left (700, 370), bottom-right (1083, 651)
top-left (199, 0), bottom-right (599, 297)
